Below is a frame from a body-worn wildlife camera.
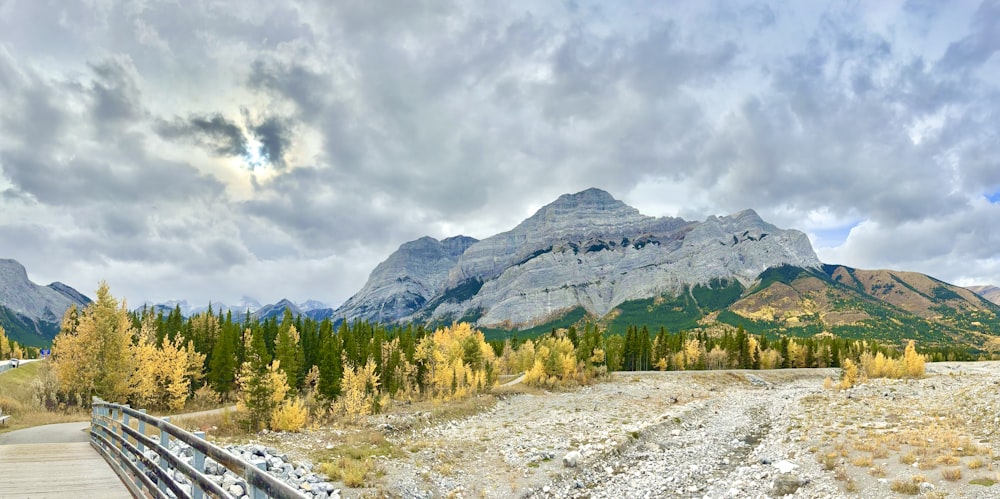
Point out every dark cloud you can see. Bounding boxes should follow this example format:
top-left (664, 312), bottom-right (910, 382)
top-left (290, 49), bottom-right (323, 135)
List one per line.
top-left (158, 114), bottom-right (248, 157)
top-left (938, 0), bottom-right (1000, 71)
top-left (89, 57), bottom-right (144, 128)
top-left (249, 115), bottom-right (292, 169)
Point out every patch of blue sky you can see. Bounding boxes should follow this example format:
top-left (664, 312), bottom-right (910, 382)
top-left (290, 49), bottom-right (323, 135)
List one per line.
top-left (810, 222), bottom-right (860, 249)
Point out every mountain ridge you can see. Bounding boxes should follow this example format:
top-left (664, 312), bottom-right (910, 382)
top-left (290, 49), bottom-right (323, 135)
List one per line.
top-left (0, 259), bottom-right (91, 346)
top-left (335, 188), bottom-right (821, 329)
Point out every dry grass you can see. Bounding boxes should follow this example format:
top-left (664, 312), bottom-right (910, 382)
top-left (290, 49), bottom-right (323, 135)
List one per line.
top-left (967, 457), bottom-right (986, 469)
top-left (172, 408), bottom-right (245, 438)
top-left (0, 361), bottom-right (89, 433)
top-left (941, 467), bottom-right (963, 481)
top-left (312, 431), bottom-right (400, 488)
top-left (890, 479), bottom-right (920, 495)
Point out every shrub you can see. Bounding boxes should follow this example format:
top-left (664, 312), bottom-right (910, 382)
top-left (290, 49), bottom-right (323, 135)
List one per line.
top-left (889, 479), bottom-right (920, 494)
top-left (942, 468), bottom-right (963, 481)
top-left (838, 358), bottom-right (861, 390)
top-left (270, 397), bottom-right (308, 432)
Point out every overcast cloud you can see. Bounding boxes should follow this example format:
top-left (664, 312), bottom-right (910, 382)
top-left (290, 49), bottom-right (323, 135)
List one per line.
top-left (1, 0), bottom-right (998, 308)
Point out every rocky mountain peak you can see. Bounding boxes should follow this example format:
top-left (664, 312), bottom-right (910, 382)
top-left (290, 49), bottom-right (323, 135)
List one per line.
top-left (0, 258), bottom-right (90, 345)
top-left (337, 189), bottom-right (823, 329)
top-left (521, 188), bottom-right (646, 232)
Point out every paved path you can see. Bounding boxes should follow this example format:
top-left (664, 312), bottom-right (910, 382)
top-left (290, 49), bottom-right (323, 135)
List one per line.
top-left (0, 421), bottom-right (90, 445)
top-left (0, 422), bottom-right (133, 498)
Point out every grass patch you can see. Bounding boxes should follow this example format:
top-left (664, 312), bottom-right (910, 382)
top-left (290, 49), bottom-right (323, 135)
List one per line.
top-left (172, 407), bottom-right (244, 439)
top-left (889, 479), bottom-right (920, 495)
top-left (970, 478), bottom-right (996, 487)
top-left (313, 431), bottom-right (400, 488)
top-left (0, 360), bottom-right (88, 434)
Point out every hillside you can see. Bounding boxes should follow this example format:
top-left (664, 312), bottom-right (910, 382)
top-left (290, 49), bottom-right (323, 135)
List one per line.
top-left (717, 265), bottom-right (1000, 347)
top-left (0, 259), bottom-right (90, 347)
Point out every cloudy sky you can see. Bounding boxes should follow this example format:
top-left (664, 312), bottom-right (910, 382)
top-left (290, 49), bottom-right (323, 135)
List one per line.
top-left (1, 0), bottom-right (998, 308)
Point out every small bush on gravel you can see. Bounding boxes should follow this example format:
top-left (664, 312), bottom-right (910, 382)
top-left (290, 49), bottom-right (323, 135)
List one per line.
top-left (890, 479), bottom-right (920, 494)
top-left (942, 467), bottom-right (963, 481)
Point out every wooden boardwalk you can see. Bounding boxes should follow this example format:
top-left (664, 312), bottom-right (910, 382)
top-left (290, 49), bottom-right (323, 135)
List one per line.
top-left (0, 441), bottom-right (133, 498)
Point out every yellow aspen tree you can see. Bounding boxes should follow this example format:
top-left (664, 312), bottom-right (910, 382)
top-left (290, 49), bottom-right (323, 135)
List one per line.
top-left (52, 284), bottom-right (136, 403)
top-left (838, 358), bottom-right (861, 390)
top-left (683, 338), bottom-right (703, 369)
top-left (416, 323), bottom-right (496, 400)
top-left (0, 325), bottom-right (9, 358)
top-left (337, 359), bottom-right (379, 422)
top-left (902, 340), bottom-right (925, 378)
top-left (160, 336), bottom-right (192, 411)
top-left (271, 397), bottom-right (308, 431)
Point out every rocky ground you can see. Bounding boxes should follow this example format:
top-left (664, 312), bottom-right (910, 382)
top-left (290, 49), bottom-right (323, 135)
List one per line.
top-left (249, 362), bottom-right (1000, 498)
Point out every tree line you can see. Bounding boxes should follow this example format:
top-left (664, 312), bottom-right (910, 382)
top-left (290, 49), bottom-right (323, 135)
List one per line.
top-left (47, 283), bottom-right (975, 432)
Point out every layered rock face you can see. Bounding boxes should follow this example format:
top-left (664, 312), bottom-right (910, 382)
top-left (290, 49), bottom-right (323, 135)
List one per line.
top-left (0, 259), bottom-right (91, 344)
top-left (334, 235), bottom-right (478, 323)
top-left (336, 189), bottom-right (820, 328)
top-left (0, 259), bottom-right (88, 324)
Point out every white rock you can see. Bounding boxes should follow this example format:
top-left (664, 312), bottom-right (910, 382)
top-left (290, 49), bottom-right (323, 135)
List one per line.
top-left (773, 460), bottom-right (798, 474)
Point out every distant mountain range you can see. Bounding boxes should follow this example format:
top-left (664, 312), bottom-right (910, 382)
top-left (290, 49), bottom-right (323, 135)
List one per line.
top-left (968, 285), bottom-right (1000, 306)
top-left (137, 297), bottom-right (334, 322)
top-left (4, 188), bottom-right (1000, 349)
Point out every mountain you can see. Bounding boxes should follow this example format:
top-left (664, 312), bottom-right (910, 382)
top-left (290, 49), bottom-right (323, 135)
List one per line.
top-left (335, 188), bottom-right (820, 329)
top-left (0, 259), bottom-right (91, 347)
top-left (255, 299), bottom-right (303, 321)
top-left (333, 235), bottom-right (479, 324)
top-left (706, 264), bottom-right (1000, 347)
top-left (968, 285), bottom-right (1000, 306)
top-left (298, 300), bottom-right (329, 312)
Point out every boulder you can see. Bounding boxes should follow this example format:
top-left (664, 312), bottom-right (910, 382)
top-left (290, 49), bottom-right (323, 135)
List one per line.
top-left (563, 450), bottom-right (581, 468)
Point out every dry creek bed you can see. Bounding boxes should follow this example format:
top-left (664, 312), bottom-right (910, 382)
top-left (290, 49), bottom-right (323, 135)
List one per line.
top-left (249, 362), bottom-right (1000, 498)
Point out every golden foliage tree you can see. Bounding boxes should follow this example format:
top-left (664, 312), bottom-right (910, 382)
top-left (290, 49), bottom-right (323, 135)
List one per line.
top-left (902, 340), bottom-right (925, 378)
top-left (522, 335), bottom-right (587, 387)
top-left (337, 358), bottom-right (381, 422)
top-left (416, 323), bottom-right (496, 401)
top-left (52, 282), bottom-right (135, 403)
top-left (0, 324), bottom-right (9, 358)
top-left (237, 358), bottom-right (291, 431)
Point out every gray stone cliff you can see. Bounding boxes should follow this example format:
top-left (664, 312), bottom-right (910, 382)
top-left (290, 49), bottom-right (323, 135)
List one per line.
top-left (334, 235), bottom-right (478, 323)
top-left (337, 189), bottom-right (821, 328)
top-left (0, 259), bottom-right (89, 324)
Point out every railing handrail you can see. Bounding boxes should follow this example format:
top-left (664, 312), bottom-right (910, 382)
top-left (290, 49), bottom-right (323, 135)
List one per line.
top-left (91, 397), bottom-right (307, 499)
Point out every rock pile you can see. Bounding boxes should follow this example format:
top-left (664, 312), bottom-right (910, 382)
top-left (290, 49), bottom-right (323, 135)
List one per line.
top-left (141, 441), bottom-right (341, 499)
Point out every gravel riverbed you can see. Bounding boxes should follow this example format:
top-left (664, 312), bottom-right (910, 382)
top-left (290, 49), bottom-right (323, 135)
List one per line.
top-left (258, 362), bottom-right (1000, 498)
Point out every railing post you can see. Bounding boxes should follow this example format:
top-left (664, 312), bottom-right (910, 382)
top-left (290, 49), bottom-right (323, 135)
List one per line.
top-left (158, 416), bottom-right (170, 496)
top-left (118, 405), bottom-right (128, 470)
top-left (251, 461), bottom-right (267, 499)
top-left (193, 431), bottom-right (206, 499)
top-left (136, 408), bottom-right (147, 493)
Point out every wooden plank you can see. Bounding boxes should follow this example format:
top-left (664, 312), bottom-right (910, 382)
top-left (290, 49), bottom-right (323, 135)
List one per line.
top-left (0, 442), bottom-right (133, 498)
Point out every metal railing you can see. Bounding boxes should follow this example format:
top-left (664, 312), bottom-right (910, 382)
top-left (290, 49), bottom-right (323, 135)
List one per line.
top-left (90, 397), bottom-right (307, 499)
